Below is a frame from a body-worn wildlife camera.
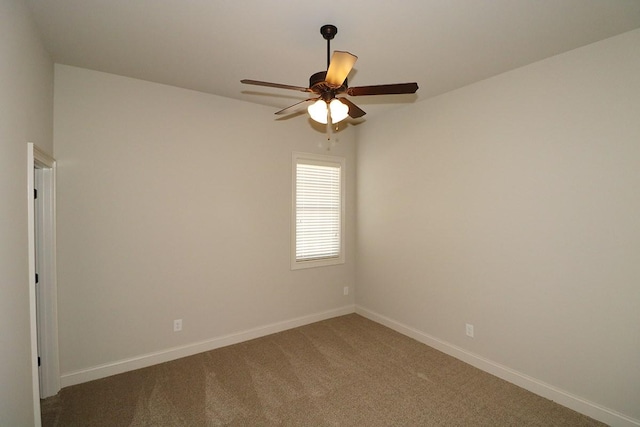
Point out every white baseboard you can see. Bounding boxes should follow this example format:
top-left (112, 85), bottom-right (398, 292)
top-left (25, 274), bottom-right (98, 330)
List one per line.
top-left (355, 305), bottom-right (639, 427)
top-left (61, 304), bottom-right (356, 388)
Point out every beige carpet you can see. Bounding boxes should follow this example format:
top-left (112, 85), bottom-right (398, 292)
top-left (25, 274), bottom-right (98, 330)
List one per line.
top-left (41, 314), bottom-right (605, 426)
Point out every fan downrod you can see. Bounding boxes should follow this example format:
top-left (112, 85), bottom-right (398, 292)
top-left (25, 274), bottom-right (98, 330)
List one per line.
top-left (320, 24), bottom-right (338, 70)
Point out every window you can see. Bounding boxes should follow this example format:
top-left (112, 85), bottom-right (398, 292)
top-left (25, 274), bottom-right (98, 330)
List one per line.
top-left (292, 152), bottom-right (345, 269)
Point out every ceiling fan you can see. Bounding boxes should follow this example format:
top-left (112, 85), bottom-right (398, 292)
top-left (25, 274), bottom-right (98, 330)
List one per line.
top-left (241, 24), bottom-right (418, 128)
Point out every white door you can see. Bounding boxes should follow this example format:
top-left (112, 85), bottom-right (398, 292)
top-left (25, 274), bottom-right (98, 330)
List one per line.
top-left (28, 143), bottom-right (60, 405)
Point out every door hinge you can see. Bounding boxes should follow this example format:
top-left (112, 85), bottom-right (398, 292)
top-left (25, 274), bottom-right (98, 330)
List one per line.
top-left (34, 188), bottom-right (38, 199)
top-left (38, 356), bottom-right (41, 367)
top-left (35, 273), bottom-right (39, 284)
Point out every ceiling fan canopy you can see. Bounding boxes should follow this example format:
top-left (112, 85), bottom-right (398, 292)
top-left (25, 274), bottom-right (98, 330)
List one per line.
top-left (241, 24), bottom-right (418, 125)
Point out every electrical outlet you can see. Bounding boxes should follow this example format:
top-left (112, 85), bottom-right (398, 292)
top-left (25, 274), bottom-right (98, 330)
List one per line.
top-left (343, 286), bottom-right (349, 296)
top-left (465, 323), bottom-right (474, 338)
top-left (173, 319), bottom-right (182, 332)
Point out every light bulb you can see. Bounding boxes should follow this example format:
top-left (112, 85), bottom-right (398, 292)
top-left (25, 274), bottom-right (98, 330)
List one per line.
top-left (329, 99), bottom-right (349, 123)
top-left (308, 100), bottom-right (329, 124)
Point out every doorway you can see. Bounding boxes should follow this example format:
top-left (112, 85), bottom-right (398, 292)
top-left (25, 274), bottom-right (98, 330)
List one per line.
top-left (27, 143), bottom-right (59, 419)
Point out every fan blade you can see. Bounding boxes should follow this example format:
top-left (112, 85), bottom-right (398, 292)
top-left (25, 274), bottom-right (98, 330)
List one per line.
top-left (338, 98), bottom-right (366, 119)
top-left (347, 82), bottom-right (419, 96)
top-left (275, 98), bottom-right (318, 115)
top-left (241, 79), bottom-right (311, 92)
top-left (325, 51), bottom-right (358, 86)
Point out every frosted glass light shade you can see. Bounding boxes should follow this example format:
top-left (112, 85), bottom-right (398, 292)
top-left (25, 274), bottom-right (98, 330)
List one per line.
top-left (307, 99), bottom-right (350, 124)
top-left (329, 99), bottom-right (349, 123)
top-left (308, 100), bottom-right (329, 124)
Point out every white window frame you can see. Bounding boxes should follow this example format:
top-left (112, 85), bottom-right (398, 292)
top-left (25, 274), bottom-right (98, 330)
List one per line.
top-left (291, 152), bottom-right (345, 270)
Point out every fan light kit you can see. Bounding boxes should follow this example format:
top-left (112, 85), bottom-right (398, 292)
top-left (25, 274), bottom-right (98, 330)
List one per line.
top-left (242, 25), bottom-right (419, 138)
top-left (308, 98), bottom-right (349, 124)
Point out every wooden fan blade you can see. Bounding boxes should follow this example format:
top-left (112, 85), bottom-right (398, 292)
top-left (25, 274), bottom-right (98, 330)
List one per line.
top-left (325, 51), bottom-right (358, 86)
top-left (338, 98), bottom-right (366, 119)
top-left (241, 79), bottom-right (311, 92)
top-left (275, 98), bottom-right (318, 115)
top-left (347, 82), bottom-right (419, 96)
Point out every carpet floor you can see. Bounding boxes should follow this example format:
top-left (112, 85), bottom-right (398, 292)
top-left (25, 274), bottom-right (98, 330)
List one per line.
top-left (41, 314), bottom-right (605, 426)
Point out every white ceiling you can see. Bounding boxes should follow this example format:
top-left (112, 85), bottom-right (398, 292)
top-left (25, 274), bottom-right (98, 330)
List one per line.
top-left (26, 0), bottom-right (640, 118)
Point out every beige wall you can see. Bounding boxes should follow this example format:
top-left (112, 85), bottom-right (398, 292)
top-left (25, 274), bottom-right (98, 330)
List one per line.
top-left (53, 65), bottom-right (356, 377)
top-left (356, 29), bottom-right (640, 421)
top-left (0, 0), bottom-right (53, 424)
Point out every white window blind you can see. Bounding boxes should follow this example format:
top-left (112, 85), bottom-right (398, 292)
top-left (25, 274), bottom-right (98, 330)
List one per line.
top-left (292, 153), bottom-right (345, 269)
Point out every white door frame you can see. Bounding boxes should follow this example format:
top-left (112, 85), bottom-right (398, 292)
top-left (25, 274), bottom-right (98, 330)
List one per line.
top-left (27, 143), bottom-right (59, 423)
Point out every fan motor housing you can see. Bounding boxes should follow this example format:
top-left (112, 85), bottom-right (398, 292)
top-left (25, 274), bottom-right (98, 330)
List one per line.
top-left (309, 71), bottom-right (327, 88)
top-left (309, 71), bottom-right (347, 99)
